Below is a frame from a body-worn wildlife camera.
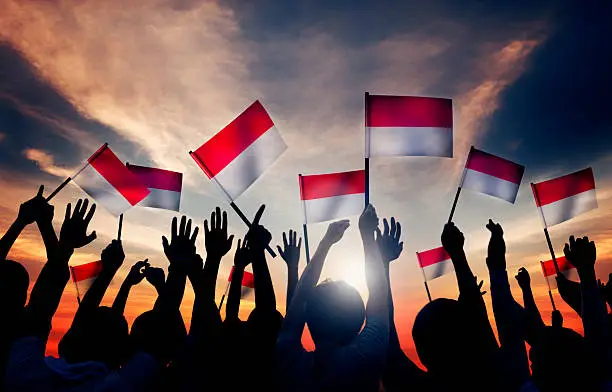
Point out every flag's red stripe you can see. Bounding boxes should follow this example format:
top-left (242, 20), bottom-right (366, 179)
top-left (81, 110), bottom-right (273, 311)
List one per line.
top-left (417, 246), bottom-right (451, 268)
top-left (466, 148), bottom-right (524, 184)
top-left (533, 168), bottom-right (595, 206)
top-left (192, 101), bottom-right (274, 178)
top-left (128, 164), bottom-right (182, 192)
top-left (366, 95), bottom-right (452, 128)
top-left (88, 147), bottom-right (150, 205)
top-left (300, 170), bottom-right (365, 200)
top-left (228, 267), bottom-right (255, 288)
top-left (541, 256), bottom-right (574, 277)
top-left (72, 260), bottom-right (102, 282)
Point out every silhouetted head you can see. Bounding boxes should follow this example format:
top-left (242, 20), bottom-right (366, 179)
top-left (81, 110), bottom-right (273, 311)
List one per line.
top-left (0, 260), bottom-right (29, 317)
top-left (131, 309), bottom-right (187, 364)
top-left (305, 281), bottom-right (365, 347)
top-left (530, 326), bottom-right (597, 392)
top-left (413, 298), bottom-right (480, 378)
top-left (247, 307), bottom-right (283, 345)
top-left (59, 306), bottom-right (128, 369)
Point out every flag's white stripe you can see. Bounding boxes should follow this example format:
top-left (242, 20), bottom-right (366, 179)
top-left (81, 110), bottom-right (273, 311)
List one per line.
top-left (214, 126), bottom-right (287, 201)
top-left (461, 169), bottom-right (520, 203)
top-left (422, 259), bottom-right (454, 281)
top-left (73, 164), bottom-right (133, 216)
top-left (138, 188), bottom-right (181, 211)
top-left (366, 126), bottom-right (452, 157)
top-left (75, 277), bottom-right (96, 296)
top-left (539, 188), bottom-right (597, 227)
top-left (303, 193), bottom-right (364, 224)
top-left (549, 269), bottom-right (579, 290)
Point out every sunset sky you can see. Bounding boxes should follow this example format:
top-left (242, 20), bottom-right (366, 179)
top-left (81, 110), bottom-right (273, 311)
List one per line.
top-left (1, 0), bottom-right (611, 362)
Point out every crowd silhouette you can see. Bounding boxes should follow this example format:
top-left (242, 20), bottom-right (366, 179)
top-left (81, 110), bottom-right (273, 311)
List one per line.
top-left (1, 187), bottom-right (611, 391)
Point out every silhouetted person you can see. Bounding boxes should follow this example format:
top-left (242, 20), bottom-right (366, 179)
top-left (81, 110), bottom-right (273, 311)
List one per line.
top-left (277, 204), bottom-right (389, 392)
top-left (515, 267), bottom-right (547, 344)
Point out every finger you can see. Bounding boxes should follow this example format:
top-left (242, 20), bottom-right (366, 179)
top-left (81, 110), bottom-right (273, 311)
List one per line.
top-left (211, 210), bottom-right (216, 231)
top-left (399, 241), bottom-right (404, 253)
top-left (243, 236), bottom-right (248, 249)
top-left (204, 219), bottom-right (209, 235)
top-left (185, 219), bottom-right (192, 237)
top-left (215, 207), bottom-right (221, 230)
top-left (237, 239), bottom-right (241, 250)
top-left (564, 243), bottom-right (570, 258)
top-left (395, 222), bottom-right (402, 241)
top-left (569, 235), bottom-right (576, 248)
top-left (162, 236), bottom-right (169, 252)
top-left (222, 210), bottom-right (227, 233)
top-left (37, 185), bottom-right (44, 198)
top-left (383, 218), bottom-right (389, 236)
top-left (80, 199), bottom-right (89, 218)
top-left (84, 231), bottom-right (97, 246)
top-left (65, 203), bottom-right (71, 221)
top-left (390, 217), bottom-right (396, 237)
top-left (253, 204), bottom-right (265, 225)
top-left (227, 234), bottom-right (234, 247)
top-left (171, 217), bottom-right (178, 242)
top-left (277, 245), bottom-right (284, 259)
top-left (190, 226), bottom-right (199, 243)
top-left (297, 237), bottom-right (302, 249)
top-left (75, 199), bottom-right (83, 217)
top-left (283, 232), bottom-right (288, 248)
top-left (376, 228), bottom-right (382, 241)
top-left (179, 216), bottom-right (186, 237)
top-left (84, 203), bottom-right (96, 225)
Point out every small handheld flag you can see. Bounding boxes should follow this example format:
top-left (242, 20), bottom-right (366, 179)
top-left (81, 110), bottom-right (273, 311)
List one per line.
top-left (70, 260), bottom-right (103, 304)
top-left (127, 163), bottom-right (183, 211)
top-left (416, 246), bottom-right (453, 301)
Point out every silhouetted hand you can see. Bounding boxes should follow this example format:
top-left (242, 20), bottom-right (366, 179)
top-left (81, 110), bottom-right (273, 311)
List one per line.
top-left (563, 235), bottom-right (596, 274)
top-left (322, 220), bottom-right (350, 246)
top-left (552, 310), bottom-right (563, 328)
top-left (277, 230), bottom-right (302, 268)
top-left (599, 273), bottom-right (612, 306)
top-left (17, 185), bottom-right (53, 225)
top-left (59, 199), bottom-right (97, 250)
top-left (145, 266), bottom-right (165, 292)
top-left (515, 267), bottom-right (531, 290)
top-left (376, 217), bottom-right (403, 264)
top-left (126, 259), bottom-right (149, 286)
top-left (245, 205), bottom-right (272, 252)
top-left (162, 216), bottom-right (200, 273)
top-left (204, 207), bottom-right (234, 260)
top-left (234, 237), bottom-right (251, 269)
top-left (486, 219), bottom-right (506, 270)
top-left (441, 222), bottom-right (464, 256)
top-left (101, 240), bottom-right (125, 273)
top-left (359, 204), bottom-right (379, 235)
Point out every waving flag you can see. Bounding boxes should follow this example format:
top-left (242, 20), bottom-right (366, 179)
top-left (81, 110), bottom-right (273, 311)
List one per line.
top-left (228, 266), bottom-right (255, 298)
top-left (531, 168), bottom-right (597, 227)
top-left (540, 256), bottom-right (577, 289)
top-left (299, 170), bottom-right (365, 224)
top-left (460, 148), bottom-right (524, 203)
top-left (70, 260), bottom-right (103, 297)
top-left (417, 246), bottom-right (453, 281)
top-left (72, 144), bottom-right (150, 216)
top-left (127, 164), bottom-right (182, 211)
top-left (365, 94), bottom-right (453, 157)
top-left (190, 101), bottom-right (287, 201)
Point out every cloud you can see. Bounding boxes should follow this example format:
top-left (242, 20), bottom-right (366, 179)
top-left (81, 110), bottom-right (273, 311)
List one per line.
top-left (23, 148), bottom-right (74, 177)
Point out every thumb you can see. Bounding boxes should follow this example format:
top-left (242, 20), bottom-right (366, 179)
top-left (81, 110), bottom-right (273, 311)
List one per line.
top-left (84, 231), bottom-right (97, 246)
top-left (162, 236), bottom-right (169, 253)
top-left (276, 245), bottom-right (284, 259)
top-left (37, 185), bottom-right (44, 198)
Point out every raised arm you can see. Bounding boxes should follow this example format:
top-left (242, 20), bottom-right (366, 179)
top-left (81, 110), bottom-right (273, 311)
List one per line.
top-left (515, 267), bottom-right (545, 343)
top-left (199, 207), bottom-right (234, 301)
top-left (0, 186), bottom-right (53, 260)
top-left (75, 239), bottom-right (124, 323)
top-left (144, 265), bottom-right (166, 297)
top-left (556, 273), bottom-right (582, 316)
top-left (485, 220), bottom-right (529, 389)
top-left (277, 230), bottom-right (301, 311)
top-left (112, 259), bottom-right (148, 315)
top-left (25, 199), bottom-right (97, 342)
top-left (226, 237), bottom-right (250, 322)
top-left (245, 205), bottom-right (276, 312)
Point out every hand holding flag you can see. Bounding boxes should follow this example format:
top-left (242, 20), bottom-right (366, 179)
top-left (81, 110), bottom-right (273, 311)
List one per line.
top-left (441, 222), bottom-right (464, 258)
top-left (100, 240), bottom-right (125, 274)
top-left (125, 259), bottom-right (149, 286)
top-left (563, 235), bottom-right (596, 275)
top-left (244, 205), bottom-right (272, 253)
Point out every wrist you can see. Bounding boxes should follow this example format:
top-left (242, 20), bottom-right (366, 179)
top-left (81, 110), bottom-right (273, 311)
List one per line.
top-left (578, 266), bottom-right (596, 281)
top-left (13, 217), bottom-right (28, 229)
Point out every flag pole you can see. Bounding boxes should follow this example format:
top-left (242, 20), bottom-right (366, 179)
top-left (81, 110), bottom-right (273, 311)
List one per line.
top-left (189, 150), bottom-right (277, 258)
top-left (70, 266), bottom-right (82, 305)
top-left (298, 174), bottom-right (312, 264)
top-left (218, 280), bottom-right (231, 310)
top-left (541, 261), bottom-right (557, 311)
top-left (417, 253), bottom-right (432, 302)
top-left (118, 213), bottom-right (123, 241)
top-left (531, 183), bottom-right (560, 274)
top-left (448, 146), bottom-right (473, 223)
top-left (364, 91), bottom-right (370, 207)
top-left (46, 143), bottom-right (109, 202)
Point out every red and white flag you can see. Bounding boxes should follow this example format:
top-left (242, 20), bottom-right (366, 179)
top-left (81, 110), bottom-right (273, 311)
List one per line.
top-left (531, 168), bottom-right (597, 227)
top-left (460, 148), bottom-right (524, 203)
top-left (540, 256), bottom-right (577, 289)
top-left (365, 94), bottom-right (453, 157)
top-left (70, 260), bottom-right (103, 297)
top-left (72, 144), bottom-right (150, 216)
top-left (299, 170), bottom-right (365, 224)
top-left (228, 266), bottom-right (255, 298)
top-left (127, 164), bottom-right (182, 211)
top-left (190, 101), bottom-right (287, 201)
top-left (416, 246), bottom-right (453, 281)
